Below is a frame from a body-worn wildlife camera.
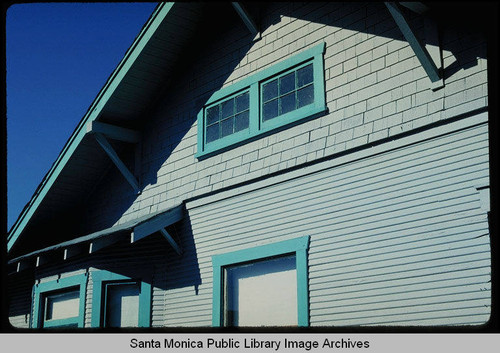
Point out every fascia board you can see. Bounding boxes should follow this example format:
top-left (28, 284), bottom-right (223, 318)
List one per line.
top-left (7, 2), bottom-right (176, 252)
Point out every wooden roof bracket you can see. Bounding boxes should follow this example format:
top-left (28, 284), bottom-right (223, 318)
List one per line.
top-left (87, 121), bottom-right (141, 194)
top-left (231, 2), bottom-right (260, 41)
top-left (385, 2), bottom-right (444, 90)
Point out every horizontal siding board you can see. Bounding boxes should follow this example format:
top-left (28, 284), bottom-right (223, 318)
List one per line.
top-left (310, 269), bottom-right (491, 303)
top-left (193, 198), bottom-right (484, 259)
top-left (185, 122), bottom-right (489, 326)
top-left (189, 143), bottom-right (488, 237)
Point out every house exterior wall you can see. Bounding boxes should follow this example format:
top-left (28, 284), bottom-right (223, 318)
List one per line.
top-left (84, 2), bottom-right (488, 229)
top-left (181, 113), bottom-right (490, 326)
top-left (8, 2), bottom-right (491, 328)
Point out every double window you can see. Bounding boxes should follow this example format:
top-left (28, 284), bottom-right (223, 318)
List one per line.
top-left (32, 274), bottom-right (87, 328)
top-left (197, 43), bottom-right (326, 158)
top-left (212, 236), bottom-right (310, 327)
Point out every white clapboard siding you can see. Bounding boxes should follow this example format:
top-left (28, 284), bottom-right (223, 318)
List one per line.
top-left (183, 121), bottom-right (490, 327)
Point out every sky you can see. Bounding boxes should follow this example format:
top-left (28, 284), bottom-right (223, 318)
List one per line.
top-left (6, 2), bottom-right (159, 230)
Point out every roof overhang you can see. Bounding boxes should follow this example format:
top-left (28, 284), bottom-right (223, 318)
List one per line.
top-left (7, 2), bottom-right (206, 254)
top-left (8, 204), bottom-right (184, 274)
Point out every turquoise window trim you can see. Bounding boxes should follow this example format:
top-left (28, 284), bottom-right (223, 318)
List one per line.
top-left (32, 273), bottom-right (88, 329)
top-left (197, 43), bottom-right (326, 159)
top-left (211, 236), bottom-right (310, 327)
top-left (90, 270), bottom-right (151, 328)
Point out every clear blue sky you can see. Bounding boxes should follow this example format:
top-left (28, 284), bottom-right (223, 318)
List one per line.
top-left (6, 2), bottom-right (158, 230)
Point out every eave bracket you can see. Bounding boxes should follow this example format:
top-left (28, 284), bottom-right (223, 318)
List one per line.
top-left (92, 131), bottom-right (141, 194)
top-left (232, 2), bottom-right (260, 40)
top-left (385, 2), bottom-right (444, 89)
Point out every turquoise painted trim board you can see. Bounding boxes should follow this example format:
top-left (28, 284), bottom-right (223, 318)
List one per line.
top-left (90, 270), bottom-right (152, 328)
top-left (211, 236), bottom-right (310, 327)
top-left (196, 42), bottom-right (326, 158)
top-left (32, 273), bottom-right (88, 328)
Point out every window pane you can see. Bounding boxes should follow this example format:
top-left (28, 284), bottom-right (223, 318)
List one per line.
top-left (221, 99), bottom-right (234, 119)
top-left (224, 255), bottom-right (297, 327)
top-left (262, 80), bottom-right (278, 102)
top-left (45, 290), bottom-right (80, 321)
top-left (221, 117), bottom-right (234, 138)
top-left (262, 99), bottom-right (278, 121)
top-left (206, 105), bottom-right (220, 125)
top-left (206, 123), bottom-right (219, 143)
top-left (297, 64), bottom-right (313, 87)
top-left (235, 92), bottom-right (249, 113)
top-left (279, 72), bottom-right (295, 95)
top-left (234, 111), bottom-right (249, 132)
top-left (280, 92), bottom-right (296, 115)
top-left (297, 84), bottom-right (314, 108)
top-left (105, 282), bottom-right (140, 328)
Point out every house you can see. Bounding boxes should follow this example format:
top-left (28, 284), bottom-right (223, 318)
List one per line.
top-left (6, 1), bottom-right (495, 329)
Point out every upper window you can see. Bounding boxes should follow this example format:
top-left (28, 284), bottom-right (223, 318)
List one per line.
top-left (33, 273), bottom-right (87, 328)
top-left (197, 43), bottom-right (326, 158)
top-left (91, 270), bottom-right (151, 328)
top-left (206, 91), bottom-right (250, 144)
top-left (211, 236), bottom-right (310, 327)
top-left (262, 63), bottom-right (314, 122)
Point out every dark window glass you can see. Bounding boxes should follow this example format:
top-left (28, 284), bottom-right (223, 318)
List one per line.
top-left (236, 92), bottom-right (249, 112)
top-left (221, 118), bottom-right (234, 138)
top-left (297, 64), bottom-right (313, 87)
top-left (279, 72), bottom-right (295, 95)
top-left (235, 111), bottom-right (249, 132)
top-left (263, 99), bottom-right (279, 121)
top-left (206, 123), bottom-right (219, 143)
top-left (205, 90), bottom-right (250, 144)
top-left (260, 62), bottom-right (315, 123)
top-left (297, 84), bottom-right (314, 108)
top-left (280, 92), bottom-right (296, 115)
top-left (221, 99), bottom-right (234, 119)
top-left (206, 105), bottom-right (219, 125)
top-left (263, 80), bottom-right (278, 102)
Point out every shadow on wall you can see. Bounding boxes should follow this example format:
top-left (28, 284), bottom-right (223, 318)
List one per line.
top-left (89, 215), bottom-right (202, 295)
top-left (83, 1), bottom-right (488, 237)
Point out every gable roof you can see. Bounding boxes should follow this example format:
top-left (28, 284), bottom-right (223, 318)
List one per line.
top-left (7, 2), bottom-right (206, 254)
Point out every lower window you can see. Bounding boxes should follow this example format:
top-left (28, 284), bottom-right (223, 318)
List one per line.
top-left (212, 236), bottom-right (310, 327)
top-left (103, 281), bottom-right (141, 328)
top-left (42, 288), bottom-right (80, 327)
top-left (91, 270), bottom-right (151, 328)
top-left (224, 254), bottom-right (297, 327)
top-left (33, 274), bottom-right (87, 328)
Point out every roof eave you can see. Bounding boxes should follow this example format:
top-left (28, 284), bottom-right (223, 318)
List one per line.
top-left (7, 2), bottom-right (175, 252)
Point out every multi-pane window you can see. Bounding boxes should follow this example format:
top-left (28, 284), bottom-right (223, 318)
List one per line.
top-left (262, 63), bottom-right (314, 122)
top-left (197, 43), bottom-right (325, 158)
top-left (206, 91), bottom-right (250, 144)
